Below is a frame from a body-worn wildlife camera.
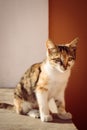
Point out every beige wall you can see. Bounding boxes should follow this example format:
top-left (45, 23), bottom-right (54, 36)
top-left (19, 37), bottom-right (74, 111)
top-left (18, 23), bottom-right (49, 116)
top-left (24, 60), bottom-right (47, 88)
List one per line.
top-left (0, 0), bottom-right (48, 87)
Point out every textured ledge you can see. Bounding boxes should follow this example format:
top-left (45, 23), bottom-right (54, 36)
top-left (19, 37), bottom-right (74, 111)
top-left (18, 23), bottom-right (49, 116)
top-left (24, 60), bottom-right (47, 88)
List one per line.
top-left (0, 88), bottom-right (78, 130)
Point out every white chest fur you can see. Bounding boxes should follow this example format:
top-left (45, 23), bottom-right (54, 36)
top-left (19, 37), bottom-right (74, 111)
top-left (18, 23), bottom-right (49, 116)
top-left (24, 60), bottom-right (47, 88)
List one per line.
top-left (44, 61), bottom-right (71, 98)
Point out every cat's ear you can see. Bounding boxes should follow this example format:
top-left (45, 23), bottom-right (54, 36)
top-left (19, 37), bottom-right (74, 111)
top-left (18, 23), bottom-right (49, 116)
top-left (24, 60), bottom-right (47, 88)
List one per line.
top-left (46, 39), bottom-right (56, 49)
top-left (69, 37), bottom-right (79, 47)
top-left (46, 40), bottom-right (56, 55)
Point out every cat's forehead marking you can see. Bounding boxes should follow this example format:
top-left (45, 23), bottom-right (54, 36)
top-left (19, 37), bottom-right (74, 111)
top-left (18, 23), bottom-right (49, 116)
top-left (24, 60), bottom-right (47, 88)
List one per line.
top-left (58, 46), bottom-right (69, 53)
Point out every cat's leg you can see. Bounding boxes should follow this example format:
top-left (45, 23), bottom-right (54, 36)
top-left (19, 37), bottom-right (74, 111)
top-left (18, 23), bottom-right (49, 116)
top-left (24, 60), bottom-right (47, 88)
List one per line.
top-left (36, 89), bottom-right (53, 122)
top-left (55, 91), bottom-right (72, 120)
top-left (14, 98), bottom-right (31, 115)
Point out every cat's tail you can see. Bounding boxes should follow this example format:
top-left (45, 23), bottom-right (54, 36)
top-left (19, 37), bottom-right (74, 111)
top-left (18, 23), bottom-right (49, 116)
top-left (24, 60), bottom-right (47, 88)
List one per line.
top-left (0, 103), bottom-right (14, 110)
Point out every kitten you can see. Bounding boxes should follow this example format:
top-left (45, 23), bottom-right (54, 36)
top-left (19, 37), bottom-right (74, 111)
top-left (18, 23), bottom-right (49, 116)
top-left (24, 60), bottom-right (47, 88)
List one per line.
top-left (0, 38), bottom-right (79, 122)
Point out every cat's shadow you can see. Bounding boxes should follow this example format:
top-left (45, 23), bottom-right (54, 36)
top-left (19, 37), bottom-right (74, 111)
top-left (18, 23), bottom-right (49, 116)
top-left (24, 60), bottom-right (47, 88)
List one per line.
top-left (51, 113), bottom-right (72, 124)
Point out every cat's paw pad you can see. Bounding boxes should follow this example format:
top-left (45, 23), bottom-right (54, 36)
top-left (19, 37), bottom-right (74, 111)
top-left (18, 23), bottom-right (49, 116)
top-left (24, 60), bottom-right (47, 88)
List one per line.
top-left (41, 115), bottom-right (53, 122)
top-left (28, 109), bottom-right (40, 118)
top-left (58, 112), bottom-right (72, 120)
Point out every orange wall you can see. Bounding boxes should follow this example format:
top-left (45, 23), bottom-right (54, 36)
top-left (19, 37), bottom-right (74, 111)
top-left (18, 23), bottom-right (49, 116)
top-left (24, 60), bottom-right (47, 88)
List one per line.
top-left (49, 0), bottom-right (87, 129)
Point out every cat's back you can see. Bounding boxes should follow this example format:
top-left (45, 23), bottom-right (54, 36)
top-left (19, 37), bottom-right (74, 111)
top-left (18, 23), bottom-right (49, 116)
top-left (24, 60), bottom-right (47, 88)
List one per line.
top-left (14, 62), bottom-right (42, 98)
top-left (20, 62), bottom-right (42, 87)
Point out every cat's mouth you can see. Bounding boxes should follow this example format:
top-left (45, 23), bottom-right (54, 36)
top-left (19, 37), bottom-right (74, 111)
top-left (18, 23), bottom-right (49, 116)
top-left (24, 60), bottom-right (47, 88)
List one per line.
top-left (57, 61), bottom-right (74, 73)
top-left (60, 66), bottom-right (69, 72)
top-left (57, 64), bottom-right (71, 73)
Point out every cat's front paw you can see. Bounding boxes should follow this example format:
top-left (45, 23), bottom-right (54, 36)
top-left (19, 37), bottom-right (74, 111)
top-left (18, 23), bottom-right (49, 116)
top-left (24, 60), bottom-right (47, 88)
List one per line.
top-left (41, 114), bottom-right (53, 122)
top-left (58, 112), bottom-right (72, 120)
top-left (28, 109), bottom-right (40, 118)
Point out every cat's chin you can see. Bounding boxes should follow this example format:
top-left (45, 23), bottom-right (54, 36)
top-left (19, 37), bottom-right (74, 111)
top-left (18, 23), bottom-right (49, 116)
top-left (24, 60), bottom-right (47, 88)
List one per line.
top-left (57, 66), bottom-right (70, 73)
top-left (57, 68), bottom-right (67, 73)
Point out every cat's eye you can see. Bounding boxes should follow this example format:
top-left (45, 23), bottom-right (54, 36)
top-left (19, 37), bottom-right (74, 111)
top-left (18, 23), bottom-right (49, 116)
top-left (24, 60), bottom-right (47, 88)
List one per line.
top-left (52, 58), bottom-right (61, 63)
top-left (68, 57), bottom-right (74, 61)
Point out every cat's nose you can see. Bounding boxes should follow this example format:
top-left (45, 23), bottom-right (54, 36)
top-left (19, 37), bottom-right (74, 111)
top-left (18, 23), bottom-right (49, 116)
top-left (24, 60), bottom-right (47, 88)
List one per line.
top-left (63, 65), bottom-right (67, 70)
top-left (63, 63), bottom-right (70, 70)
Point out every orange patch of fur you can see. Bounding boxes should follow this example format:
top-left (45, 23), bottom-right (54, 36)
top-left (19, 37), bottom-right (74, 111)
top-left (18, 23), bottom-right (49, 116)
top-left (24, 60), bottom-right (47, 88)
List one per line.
top-left (58, 105), bottom-right (66, 114)
top-left (37, 87), bottom-right (48, 91)
top-left (14, 98), bottom-right (23, 114)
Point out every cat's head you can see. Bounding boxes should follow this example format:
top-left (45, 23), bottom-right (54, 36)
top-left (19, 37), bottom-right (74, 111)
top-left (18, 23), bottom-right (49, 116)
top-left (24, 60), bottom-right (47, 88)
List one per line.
top-left (46, 38), bottom-right (79, 73)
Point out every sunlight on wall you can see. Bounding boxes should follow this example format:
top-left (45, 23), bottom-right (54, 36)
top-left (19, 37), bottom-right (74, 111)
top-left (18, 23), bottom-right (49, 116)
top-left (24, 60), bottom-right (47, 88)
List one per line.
top-left (0, 0), bottom-right (48, 87)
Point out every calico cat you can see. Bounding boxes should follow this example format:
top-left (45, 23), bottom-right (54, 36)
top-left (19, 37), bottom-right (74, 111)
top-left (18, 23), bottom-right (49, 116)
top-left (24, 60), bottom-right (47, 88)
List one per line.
top-left (0, 38), bottom-right (79, 122)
